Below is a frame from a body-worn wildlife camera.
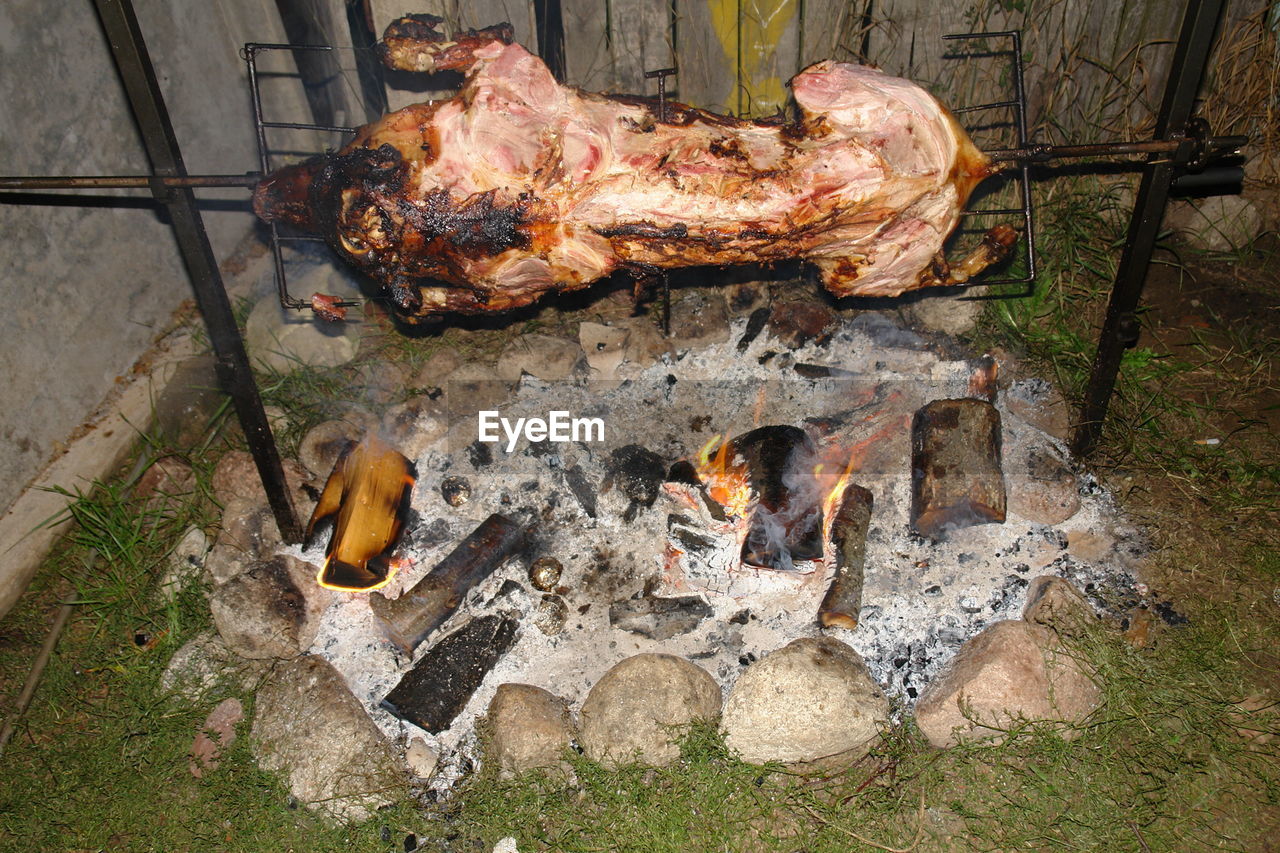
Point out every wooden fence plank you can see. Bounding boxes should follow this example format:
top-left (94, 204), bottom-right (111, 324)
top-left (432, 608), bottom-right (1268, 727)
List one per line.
top-left (611, 0), bottom-right (676, 94)
top-left (561, 0), bottom-right (615, 89)
top-left (674, 0), bottom-right (736, 113)
top-left (737, 0), bottom-right (799, 115)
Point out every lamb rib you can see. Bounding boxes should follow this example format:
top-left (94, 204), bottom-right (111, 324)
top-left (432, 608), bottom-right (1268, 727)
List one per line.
top-left (254, 15), bottom-right (1013, 318)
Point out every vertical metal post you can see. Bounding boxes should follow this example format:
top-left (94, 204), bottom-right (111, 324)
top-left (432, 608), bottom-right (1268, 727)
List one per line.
top-left (92, 0), bottom-right (303, 543)
top-left (1071, 0), bottom-right (1226, 457)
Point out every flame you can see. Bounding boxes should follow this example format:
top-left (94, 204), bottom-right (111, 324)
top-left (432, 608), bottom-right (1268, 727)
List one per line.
top-left (816, 420), bottom-right (902, 543)
top-left (316, 555), bottom-right (415, 593)
top-left (694, 434), bottom-right (754, 519)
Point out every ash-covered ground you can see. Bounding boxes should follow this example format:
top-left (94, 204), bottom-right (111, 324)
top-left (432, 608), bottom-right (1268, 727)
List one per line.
top-left (288, 310), bottom-right (1146, 793)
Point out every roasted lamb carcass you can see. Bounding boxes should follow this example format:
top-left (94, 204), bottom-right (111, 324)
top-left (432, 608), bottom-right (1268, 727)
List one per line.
top-left (254, 16), bottom-right (1013, 318)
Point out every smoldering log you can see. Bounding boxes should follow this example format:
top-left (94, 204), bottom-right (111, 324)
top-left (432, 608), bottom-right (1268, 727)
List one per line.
top-left (306, 434), bottom-right (416, 592)
top-left (818, 482), bottom-right (873, 629)
top-left (910, 399), bottom-right (1005, 540)
top-left (730, 426), bottom-right (823, 569)
top-left (369, 513), bottom-right (526, 655)
top-left (380, 613), bottom-right (519, 734)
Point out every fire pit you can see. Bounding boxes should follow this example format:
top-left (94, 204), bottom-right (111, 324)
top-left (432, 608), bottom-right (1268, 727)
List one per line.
top-left (212, 303), bottom-right (1145, 800)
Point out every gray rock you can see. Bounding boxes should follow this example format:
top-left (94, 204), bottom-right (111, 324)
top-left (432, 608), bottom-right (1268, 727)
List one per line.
top-left (410, 347), bottom-right (463, 391)
top-left (156, 526), bottom-right (209, 605)
top-left (485, 683), bottom-right (576, 778)
top-left (609, 595), bottom-right (712, 640)
top-left (381, 396), bottom-right (449, 461)
top-left (251, 655), bottom-right (404, 823)
top-left (1166, 195), bottom-right (1263, 252)
top-left (668, 290), bottom-right (730, 350)
top-left (405, 736), bottom-right (439, 780)
top-left (442, 362), bottom-right (514, 417)
top-left (902, 287), bottom-right (986, 338)
top-left (134, 456), bottom-right (196, 511)
top-left (209, 554), bottom-right (332, 660)
top-left (1004, 377), bottom-right (1071, 442)
top-left (496, 334), bottom-right (586, 382)
top-left (767, 299), bottom-right (836, 348)
top-left (243, 292), bottom-right (362, 374)
top-left (914, 620), bottom-right (1100, 748)
top-left (357, 359), bottom-right (412, 406)
top-left (298, 419), bottom-right (361, 480)
top-left (1023, 576), bottom-right (1095, 638)
top-left (618, 315), bottom-right (675, 370)
top-left (579, 653), bottom-right (721, 768)
top-left (1007, 444), bottom-right (1080, 525)
top-left (160, 630), bottom-right (270, 697)
top-left (721, 637), bottom-right (889, 768)
top-left (206, 498), bottom-right (283, 585)
top-left (210, 450), bottom-right (315, 515)
top-left (579, 322), bottom-right (629, 379)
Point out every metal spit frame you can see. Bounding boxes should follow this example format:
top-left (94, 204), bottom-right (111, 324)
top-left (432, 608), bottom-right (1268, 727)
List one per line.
top-left (0, 0), bottom-right (1245, 546)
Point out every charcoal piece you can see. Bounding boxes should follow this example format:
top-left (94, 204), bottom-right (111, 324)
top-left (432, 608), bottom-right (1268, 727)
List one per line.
top-left (440, 476), bottom-right (471, 507)
top-left (793, 362), bottom-right (857, 379)
top-left (605, 445), bottom-right (666, 507)
top-left (667, 514), bottom-right (716, 557)
top-left (562, 464), bottom-right (597, 518)
top-left (665, 464), bottom-right (726, 521)
top-left (726, 426), bottom-right (822, 569)
top-left (910, 398), bottom-right (1005, 540)
top-left (609, 595), bottom-right (712, 640)
top-left (370, 514), bottom-right (526, 655)
top-left (818, 482), bottom-right (873, 630)
top-left (380, 614), bottom-right (518, 734)
top-left (737, 306), bottom-right (770, 351)
top-left (467, 440), bottom-right (493, 468)
top-left (767, 300), bottom-right (835, 348)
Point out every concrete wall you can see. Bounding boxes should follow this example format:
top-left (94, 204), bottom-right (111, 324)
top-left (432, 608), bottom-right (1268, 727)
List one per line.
top-left (0, 0), bottom-right (307, 515)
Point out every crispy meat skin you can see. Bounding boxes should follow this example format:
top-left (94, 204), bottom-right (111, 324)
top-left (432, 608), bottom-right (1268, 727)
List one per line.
top-left (254, 15), bottom-right (1004, 317)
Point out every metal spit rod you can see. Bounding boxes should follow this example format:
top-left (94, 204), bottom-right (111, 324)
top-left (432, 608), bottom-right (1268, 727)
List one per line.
top-left (89, 0), bottom-right (302, 544)
top-left (0, 174), bottom-right (261, 190)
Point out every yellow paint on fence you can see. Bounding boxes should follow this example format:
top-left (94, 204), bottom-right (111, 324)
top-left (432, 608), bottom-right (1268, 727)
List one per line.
top-left (709, 0), bottom-right (798, 116)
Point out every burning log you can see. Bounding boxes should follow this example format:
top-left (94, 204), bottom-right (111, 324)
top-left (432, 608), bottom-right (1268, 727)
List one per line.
top-left (910, 399), bottom-right (1006, 540)
top-left (818, 482), bottom-right (873, 630)
top-left (698, 426), bottom-right (824, 571)
top-left (306, 434), bottom-right (416, 591)
top-left (369, 514), bottom-right (526, 655)
top-left (380, 613), bottom-right (519, 734)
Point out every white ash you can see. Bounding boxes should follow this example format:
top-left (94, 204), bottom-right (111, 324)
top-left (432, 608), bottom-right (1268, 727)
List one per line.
top-left (283, 311), bottom-right (1143, 795)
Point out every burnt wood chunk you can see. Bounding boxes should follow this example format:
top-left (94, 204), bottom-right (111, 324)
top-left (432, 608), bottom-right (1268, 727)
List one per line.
top-left (819, 482), bottom-right (873, 630)
top-left (731, 426), bottom-right (823, 569)
top-left (306, 434), bottom-right (416, 591)
top-left (609, 594), bottom-right (713, 640)
top-left (369, 514), bottom-right (526, 655)
top-left (380, 614), bottom-right (518, 734)
top-left (910, 399), bottom-right (1005, 540)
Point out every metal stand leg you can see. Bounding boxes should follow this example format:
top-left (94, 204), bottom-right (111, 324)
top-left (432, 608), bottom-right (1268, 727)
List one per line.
top-left (1071, 0), bottom-right (1227, 457)
top-left (92, 0), bottom-right (302, 543)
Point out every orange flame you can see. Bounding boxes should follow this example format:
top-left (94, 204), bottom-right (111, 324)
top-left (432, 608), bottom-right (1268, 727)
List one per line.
top-left (694, 434), bottom-right (754, 519)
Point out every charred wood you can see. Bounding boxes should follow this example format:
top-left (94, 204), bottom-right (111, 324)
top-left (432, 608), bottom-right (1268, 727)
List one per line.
top-left (305, 435), bottom-right (415, 592)
top-left (910, 399), bottom-right (1006, 540)
top-left (369, 514), bottom-right (526, 655)
top-left (379, 613), bottom-right (519, 734)
top-left (818, 482), bottom-right (873, 630)
top-left (609, 594), bottom-right (713, 641)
